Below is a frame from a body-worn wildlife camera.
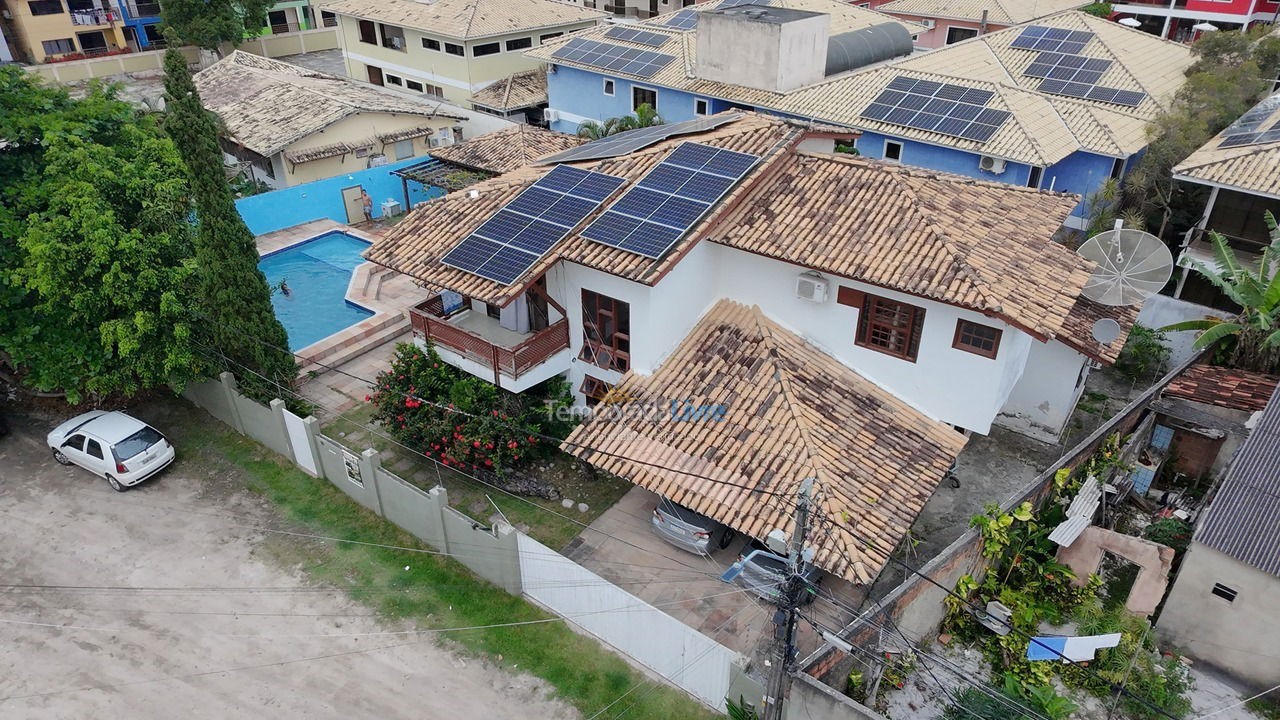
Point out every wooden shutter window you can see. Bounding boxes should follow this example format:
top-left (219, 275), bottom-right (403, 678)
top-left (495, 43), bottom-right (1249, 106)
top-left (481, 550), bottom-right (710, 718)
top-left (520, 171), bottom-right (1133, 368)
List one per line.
top-left (836, 286), bottom-right (865, 308)
top-left (953, 319), bottom-right (1002, 359)
top-left (855, 293), bottom-right (925, 362)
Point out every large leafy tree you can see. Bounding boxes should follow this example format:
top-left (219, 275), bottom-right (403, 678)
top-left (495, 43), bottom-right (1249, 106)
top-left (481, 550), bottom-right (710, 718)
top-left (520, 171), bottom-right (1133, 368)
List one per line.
top-left (0, 67), bottom-right (203, 402)
top-left (162, 47), bottom-right (295, 392)
top-left (1124, 26), bottom-right (1280, 235)
top-left (161, 0), bottom-right (274, 51)
top-left (1161, 212), bottom-right (1280, 374)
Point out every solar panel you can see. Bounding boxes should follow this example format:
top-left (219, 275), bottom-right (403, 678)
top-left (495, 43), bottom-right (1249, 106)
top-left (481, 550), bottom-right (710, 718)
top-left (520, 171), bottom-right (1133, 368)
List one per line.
top-left (603, 26), bottom-right (668, 47)
top-left (1035, 78), bottom-right (1146, 107)
top-left (581, 142), bottom-right (758, 258)
top-left (663, 9), bottom-right (698, 30)
top-left (538, 113), bottom-right (744, 165)
top-left (1023, 51), bottom-right (1111, 85)
top-left (862, 77), bottom-right (1010, 144)
top-left (550, 37), bottom-right (675, 78)
top-left (1010, 25), bottom-right (1094, 54)
top-left (442, 165), bottom-right (626, 285)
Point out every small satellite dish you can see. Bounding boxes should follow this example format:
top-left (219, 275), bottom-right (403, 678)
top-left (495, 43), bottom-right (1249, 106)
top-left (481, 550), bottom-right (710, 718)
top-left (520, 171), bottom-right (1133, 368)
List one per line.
top-left (1077, 225), bottom-right (1174, 306)
top-left (1118, 17), bottom-right (1142, 27)
top-left (1092, 318), bottom-right (1122, 345)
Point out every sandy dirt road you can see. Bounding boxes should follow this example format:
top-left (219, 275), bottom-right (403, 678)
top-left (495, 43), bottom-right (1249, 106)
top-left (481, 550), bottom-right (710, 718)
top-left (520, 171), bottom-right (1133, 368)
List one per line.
top-left (0, 404), bottom-right (578, 720)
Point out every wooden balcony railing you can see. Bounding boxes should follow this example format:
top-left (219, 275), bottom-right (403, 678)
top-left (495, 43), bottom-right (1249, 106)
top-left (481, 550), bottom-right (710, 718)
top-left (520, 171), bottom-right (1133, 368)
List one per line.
top-left (407, 296), bottom-right (570, 386)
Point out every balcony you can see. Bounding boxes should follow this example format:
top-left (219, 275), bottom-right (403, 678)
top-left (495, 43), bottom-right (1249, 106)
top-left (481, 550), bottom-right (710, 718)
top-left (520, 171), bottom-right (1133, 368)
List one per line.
top-left (408, 295), bottom-right (571, 390)
top-left (123, 0), bottom-right (160, 17)
top-left (70, 7), bottom-right (119, 25)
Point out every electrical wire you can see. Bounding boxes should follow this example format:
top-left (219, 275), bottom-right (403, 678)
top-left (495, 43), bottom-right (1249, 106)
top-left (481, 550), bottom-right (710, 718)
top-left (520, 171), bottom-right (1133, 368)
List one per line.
top-left (1190, 681), bottom-right (1280, 720)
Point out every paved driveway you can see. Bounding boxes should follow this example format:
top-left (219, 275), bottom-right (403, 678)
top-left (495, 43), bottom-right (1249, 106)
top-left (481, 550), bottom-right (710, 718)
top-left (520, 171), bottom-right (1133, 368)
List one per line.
top-left (0, 404), bottom-right (576, 720)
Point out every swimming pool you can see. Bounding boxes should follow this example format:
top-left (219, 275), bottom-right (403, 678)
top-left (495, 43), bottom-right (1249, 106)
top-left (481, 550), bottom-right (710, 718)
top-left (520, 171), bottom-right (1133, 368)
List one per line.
top-left (259, 231), bottom-right (375, 351)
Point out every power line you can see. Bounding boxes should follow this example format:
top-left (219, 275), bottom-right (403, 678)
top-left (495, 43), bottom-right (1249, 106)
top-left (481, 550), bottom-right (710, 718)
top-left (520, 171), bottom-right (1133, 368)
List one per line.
top-left (190, 341), bottom-right (733, 581)
top-left (1190, 681), bottom-right (1280, 720)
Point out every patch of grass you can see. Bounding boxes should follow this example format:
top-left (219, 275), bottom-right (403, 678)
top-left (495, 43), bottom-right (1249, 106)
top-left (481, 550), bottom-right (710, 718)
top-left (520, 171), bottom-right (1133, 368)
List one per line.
top-left (1077, 391), bottom-right (1110, 416)
top-left (172, 403), bottom-right (715, 720)
top-left (1248, 696), bottom-right (1280, 720)
top-left (322, 403), bottom-right (633, 550)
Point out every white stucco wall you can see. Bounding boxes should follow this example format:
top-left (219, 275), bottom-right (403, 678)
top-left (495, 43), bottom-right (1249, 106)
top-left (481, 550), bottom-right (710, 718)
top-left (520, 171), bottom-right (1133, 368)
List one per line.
top-left (547, 241), bottom-right (1038, 434)
top-left (997, 340), bottom-right (1090, 443)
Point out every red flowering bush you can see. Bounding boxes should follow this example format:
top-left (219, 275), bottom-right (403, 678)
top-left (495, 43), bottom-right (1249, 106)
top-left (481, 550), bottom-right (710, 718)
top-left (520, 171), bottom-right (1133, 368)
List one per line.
top-left (368, 342), bottom-right (572, 474)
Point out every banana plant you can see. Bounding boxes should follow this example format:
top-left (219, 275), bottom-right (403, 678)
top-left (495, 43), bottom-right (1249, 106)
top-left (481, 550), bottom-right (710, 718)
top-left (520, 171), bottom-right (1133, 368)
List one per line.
top-left (575, 104), bottom-right (664, 140)
top-left (1161, 211), bottom-right (1280, 372)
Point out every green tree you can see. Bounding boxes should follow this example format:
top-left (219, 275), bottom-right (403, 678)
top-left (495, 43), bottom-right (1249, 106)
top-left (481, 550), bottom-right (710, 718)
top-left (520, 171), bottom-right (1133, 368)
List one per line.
top-left (162, 47), bottom-right (295, 393)
top-left (576, 103), bottom-right (664, 140)
top-left (1161, 212), bottom-right (1280, 373)
top-left (161, 0), bottom-right (274, 51)
top-left (0, 67), bottom-right (203, 402)
top-left (1124, 26), bottom-right (1280, 233)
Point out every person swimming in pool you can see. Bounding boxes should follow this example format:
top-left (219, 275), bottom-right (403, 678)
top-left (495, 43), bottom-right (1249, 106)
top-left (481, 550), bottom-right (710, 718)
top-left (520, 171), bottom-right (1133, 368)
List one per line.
top-left (280, 279), bottom-right (292, 296)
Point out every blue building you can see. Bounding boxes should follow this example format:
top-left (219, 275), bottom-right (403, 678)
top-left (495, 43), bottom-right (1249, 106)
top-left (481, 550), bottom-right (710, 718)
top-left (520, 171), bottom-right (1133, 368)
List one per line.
top-left (118, 0), bottom-right (164, 50)
top-left (530, 2), bottom-right (1192, 228)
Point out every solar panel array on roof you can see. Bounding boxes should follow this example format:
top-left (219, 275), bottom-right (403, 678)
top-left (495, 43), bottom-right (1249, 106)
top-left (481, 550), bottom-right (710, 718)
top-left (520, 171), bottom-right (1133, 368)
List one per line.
top-left (1216, 94), bottom-right (1280, 147)
top-left (861, 76), bottom-right (1011, 143)
top-left (1036, 79), bottom-right (1146, 107)
top-left (538, 113), bottom-right (743, 165)
top-left (1010, 25), bottom-right (1094, 55)
top-left (603, 26), bottom-right (669, 47)
top-left (1024, 51), bottom-right (1112, 85)
top-left (582, 142), bottom-right (758, 259)
top-left (442, 165), bottom-right (626, 285)
top-left (550, 37), bottom-right (674, 78)
top-left (662, 9), bottom-right (698, 30)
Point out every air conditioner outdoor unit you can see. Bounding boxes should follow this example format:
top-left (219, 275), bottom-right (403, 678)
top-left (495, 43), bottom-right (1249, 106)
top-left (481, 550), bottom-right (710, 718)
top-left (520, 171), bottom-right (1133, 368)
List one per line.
top-left (544, 108), bottom-right (561, 122)
top-left (795, 272), bottom-right (829, 303)
top-left (922, 19), bottom-right (936, 29)
top-left (979, 155), bottom-right (1006, 174)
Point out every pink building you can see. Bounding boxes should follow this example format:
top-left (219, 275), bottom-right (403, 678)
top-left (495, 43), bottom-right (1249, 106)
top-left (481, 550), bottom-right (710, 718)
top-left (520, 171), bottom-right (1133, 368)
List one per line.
top-left (1107, 0), bottom-right (1280, 43)
top-left (864, 0), bottom-right (1089, 49)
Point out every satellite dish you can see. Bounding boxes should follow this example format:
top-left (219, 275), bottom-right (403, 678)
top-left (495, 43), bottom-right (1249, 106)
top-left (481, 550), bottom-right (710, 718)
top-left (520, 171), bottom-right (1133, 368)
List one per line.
top-left (1077, 226), bottom-right (1173, 306)
top-left (1092, 318), bottom-right (1122, 345)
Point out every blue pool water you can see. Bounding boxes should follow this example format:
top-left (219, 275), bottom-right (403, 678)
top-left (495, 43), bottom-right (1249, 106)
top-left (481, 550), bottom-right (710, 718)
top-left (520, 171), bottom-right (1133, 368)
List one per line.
top-left (259, 231), bottom-right (375, 351)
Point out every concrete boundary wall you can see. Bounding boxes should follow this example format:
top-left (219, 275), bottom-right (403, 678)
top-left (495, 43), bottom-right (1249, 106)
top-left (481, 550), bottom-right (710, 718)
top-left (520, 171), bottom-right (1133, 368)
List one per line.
top-left (181, 371), bottom-right (750, 708)
top-left (802, 352), bottom-right (1207, 689)
top-left (25, 28), bottom-right (338, 84)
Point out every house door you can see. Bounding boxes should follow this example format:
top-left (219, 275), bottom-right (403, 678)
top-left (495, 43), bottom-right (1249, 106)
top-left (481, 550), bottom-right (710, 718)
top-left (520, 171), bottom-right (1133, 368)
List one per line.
top-left (341, 186), bottom-right (365, 225)
top-left (367, 65), bottom-right (384, 86)
top-left (527, 276), bottom-right (549, 332)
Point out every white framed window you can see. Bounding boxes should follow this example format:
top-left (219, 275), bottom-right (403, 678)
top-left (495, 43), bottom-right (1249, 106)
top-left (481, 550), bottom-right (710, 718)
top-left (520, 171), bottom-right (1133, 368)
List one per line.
top-left (946, 26), bottom-right (978, 44)
top-left (1027, 166), bottom-right (1043, 188)
top-left (632, 85), bottom-right (657, 112)
top-left (603, 79), bottom-right (615, 96)
top-left (694, 98), bottom-right (709, 115)
top-left (884, 139), bottom-right (903, 162)
top-left (422, 37), bottom-right (440, 51)
top-left (505, 37), bottom-right (532, 51)
top-left (386, 74), bottom-right (403, 86)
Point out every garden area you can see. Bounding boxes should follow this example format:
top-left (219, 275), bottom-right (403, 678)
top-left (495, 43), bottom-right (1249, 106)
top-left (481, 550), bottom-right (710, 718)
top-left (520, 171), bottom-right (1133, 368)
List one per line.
top-left (853, 435), bottom-right (1208, 720)
top-left (320, 342), bottom-right (633, 550)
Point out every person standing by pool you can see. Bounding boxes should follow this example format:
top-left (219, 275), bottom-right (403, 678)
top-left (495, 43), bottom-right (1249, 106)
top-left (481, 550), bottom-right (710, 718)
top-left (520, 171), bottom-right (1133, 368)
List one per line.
top-left (361, 190), bottom-right (373, 223)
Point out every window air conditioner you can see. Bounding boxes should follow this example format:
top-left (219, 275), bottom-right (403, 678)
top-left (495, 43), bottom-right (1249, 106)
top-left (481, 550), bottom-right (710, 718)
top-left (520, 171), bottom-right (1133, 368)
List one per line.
top-left (795, 272), bottom-right (829, 303)
top-left (544, 108), bottom-right (561, 122)
top-left (979, 155), bottom-right (1006, 174)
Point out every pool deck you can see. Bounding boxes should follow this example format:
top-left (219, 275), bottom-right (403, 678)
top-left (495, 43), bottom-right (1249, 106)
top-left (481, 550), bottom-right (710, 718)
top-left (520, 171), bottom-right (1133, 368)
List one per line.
top-left (255, 219), bottom-right (430, 378)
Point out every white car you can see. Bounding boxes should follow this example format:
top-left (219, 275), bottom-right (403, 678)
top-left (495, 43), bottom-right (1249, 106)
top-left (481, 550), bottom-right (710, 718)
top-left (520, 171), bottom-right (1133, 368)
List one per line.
top-left (47, 411), bottom-right (175, 492)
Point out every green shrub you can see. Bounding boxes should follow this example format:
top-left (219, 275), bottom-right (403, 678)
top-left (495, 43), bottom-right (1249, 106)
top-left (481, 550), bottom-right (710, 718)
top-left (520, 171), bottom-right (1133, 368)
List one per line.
top-left (1143, 518), bottom-right (1193, 555)
top-left (1115, 324), bottom-right (1171, 381)
top-left (1082, 2), bottom-right (1114, 17)
top-left (943, 687), bottom-right (1039, 720)
top-left (367, 342), bottom-right (573, 473)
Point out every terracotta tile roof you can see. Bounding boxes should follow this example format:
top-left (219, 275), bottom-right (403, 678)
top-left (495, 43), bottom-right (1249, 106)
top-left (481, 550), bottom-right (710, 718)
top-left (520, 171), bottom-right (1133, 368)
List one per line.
top-left (470, 70), bottom-right (548, 112)
top-left (194, 51), bottom-right (464, 158)
top-left (369, 112), bottom-right (1102, 345)
top-left (874, 0), bottom-right (1087, 25)
top-left (1054, 296), bottom-right (1139, 365)
top-left (1164, 364), bottom-right (1280, 413)
top-left (367, 112), bottom-right (798, 302)
top-left (318, 0), bottom-right (605, 39)
top-left (1173, 93), bottom-right (1280, 198)
top-left (712, 151), bottom-right (1089, 340)
top-left (563, 300), bottom-right (967, 584)
top-left (529, 10), bottom-right (1192, 165)
top-left (429, 124), bottom-right (582, 174)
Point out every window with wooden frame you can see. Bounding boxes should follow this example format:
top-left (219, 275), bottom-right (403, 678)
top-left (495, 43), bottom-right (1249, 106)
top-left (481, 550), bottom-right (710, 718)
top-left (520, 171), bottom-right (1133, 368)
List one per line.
top-left (580, 289), bottom-right (630, 372)
top-left (953, 319), bottom-right (1002, 358)
top-left (855, 293), bottom-right (925, 361)
top-left (580, 375), bottom-right (614, 406)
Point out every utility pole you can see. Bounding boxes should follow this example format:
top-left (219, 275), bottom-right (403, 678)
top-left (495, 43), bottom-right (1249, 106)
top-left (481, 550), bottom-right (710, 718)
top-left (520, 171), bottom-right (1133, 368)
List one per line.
top-left (762, 477), bottom-right (814, 720)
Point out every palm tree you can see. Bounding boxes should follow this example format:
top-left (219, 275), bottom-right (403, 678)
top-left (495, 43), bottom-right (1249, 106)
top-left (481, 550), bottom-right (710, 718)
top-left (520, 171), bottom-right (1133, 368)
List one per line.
top-left (575, 103), bottom-right (664, 140)
top-left (1161, 211), bottom-right (1280, 373)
